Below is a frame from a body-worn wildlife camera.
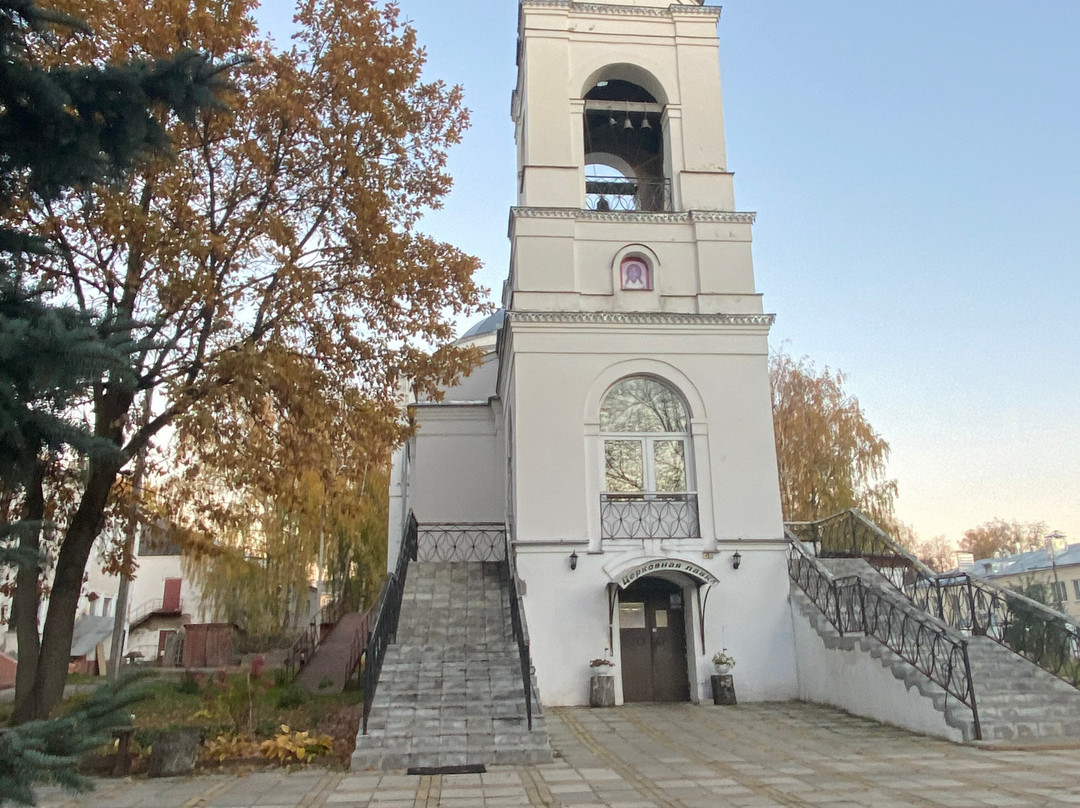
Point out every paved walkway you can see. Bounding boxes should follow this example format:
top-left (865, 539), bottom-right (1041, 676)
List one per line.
top-left (34, 702), bottom-right (1080, 807)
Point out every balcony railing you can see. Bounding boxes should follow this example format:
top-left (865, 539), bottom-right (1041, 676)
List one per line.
top-left (601, 493), bottom-right (699, 540)
top-left (586, 174), bottom-right (670, 212)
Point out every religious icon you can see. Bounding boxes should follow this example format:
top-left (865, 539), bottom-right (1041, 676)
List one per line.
top-left (620, 256), bottom-right (651, 290)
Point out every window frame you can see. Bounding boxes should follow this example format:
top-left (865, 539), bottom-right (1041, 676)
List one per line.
top-left (602, 431), bottom-right (692, 495)
top-left (1051, 579), bottom-right (1068, 604)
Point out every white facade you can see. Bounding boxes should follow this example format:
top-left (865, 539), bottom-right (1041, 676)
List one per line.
top-left (389, 0), bottom-right (799, 707)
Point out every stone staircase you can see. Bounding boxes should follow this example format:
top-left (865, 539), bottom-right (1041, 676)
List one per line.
top-left (790, 583), bottom-right (976, 741)
top-left (967, 637), bottom-right (1080, 742)
top-left (793, 557), bottom-right (1080, 743)
top-left (351, 561), bottom-right (552, 770)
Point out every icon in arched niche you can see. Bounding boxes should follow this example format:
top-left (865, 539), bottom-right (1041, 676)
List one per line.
top-left (620, 255), bottom-right (652, 291)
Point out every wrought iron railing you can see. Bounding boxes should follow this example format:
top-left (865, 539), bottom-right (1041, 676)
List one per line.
top-left (600, 493), bottom-right (699, 540)
top-left (362, 511), bottom-right (418, 734)
top-left (787, 537), bottom-right (982, 739)
top-left (344, 604), bottom-right (376, 685)
top-left (417, 523), bottom-right (507, 562)
top-left (586, 174), bottom-right (670, 212)
top-left (283, 619), bottom-right (317, 681)
top-left (789, 509), bottom-right (1080, 690)
top-left (501, 528), bottom-right (533, 731)
top-left (128, 597), bottom-right (184, 628)
top-left (786, 511), bottom-right (911, 579)
top-left (283, 593), bottom-right (346, 681)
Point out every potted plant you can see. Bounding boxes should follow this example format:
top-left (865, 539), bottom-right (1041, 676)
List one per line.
top-left (712, 648), bottom-right (735, 675)
top-left (589, 657), bottom-right (616, 677)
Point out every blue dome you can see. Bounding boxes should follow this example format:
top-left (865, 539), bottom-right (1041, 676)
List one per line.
top-left (459, 309), bottom-right (505, 340)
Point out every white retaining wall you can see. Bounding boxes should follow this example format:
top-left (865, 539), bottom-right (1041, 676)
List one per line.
top-left (790, 592), bottom-right (964, 742)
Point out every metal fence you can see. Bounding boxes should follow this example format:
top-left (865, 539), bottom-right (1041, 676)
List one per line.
top-left (585, 175), bottom-right (670, 212)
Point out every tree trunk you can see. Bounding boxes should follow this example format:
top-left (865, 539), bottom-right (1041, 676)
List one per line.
top-left (26, 457), bottom-right (120, 718)
top-left (11, 457), bottom-right (45, 723)
top-left (22, 384), bottom-right (130, 720)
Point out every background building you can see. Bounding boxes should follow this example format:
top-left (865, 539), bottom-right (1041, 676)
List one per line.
top-left (968, 535), bottom-right (1080, 621)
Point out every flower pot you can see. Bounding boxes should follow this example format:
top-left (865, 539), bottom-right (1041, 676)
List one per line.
top-left (714, 664), bottom-right (731, 675)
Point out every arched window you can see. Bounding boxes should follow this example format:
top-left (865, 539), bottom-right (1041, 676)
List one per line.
top-left (583, 79), bottom-right (668, 211)
top-left (599, 377), bottom-right (698, 539)
top-left (600, 376), bottom-right (690, 494)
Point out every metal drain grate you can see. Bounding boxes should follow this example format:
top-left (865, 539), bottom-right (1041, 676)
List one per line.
top-left (407, 764), bottom-right (486, 776)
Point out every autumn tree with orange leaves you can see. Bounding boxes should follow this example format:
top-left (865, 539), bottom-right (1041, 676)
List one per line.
top-left (960, 518), bottom-right (1046, 562)
top-left (770, 350), bottom-right (897, 529)
top-left (9, 0), bottom-right (485, 720)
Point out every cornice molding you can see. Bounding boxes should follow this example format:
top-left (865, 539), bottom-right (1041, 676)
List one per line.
top-left (507, 310), bottom-right (775, 327)
top-left (511, 206), bottom-right (756, 225)
top-left (520, 1), bottom-right (721, 19)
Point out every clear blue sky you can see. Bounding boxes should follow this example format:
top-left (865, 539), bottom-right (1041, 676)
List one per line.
top-left (255, 1), bottom-right (1080, 547)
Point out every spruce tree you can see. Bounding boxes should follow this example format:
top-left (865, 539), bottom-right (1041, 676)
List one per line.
top-left (0, 674), bottom-right (149, 806)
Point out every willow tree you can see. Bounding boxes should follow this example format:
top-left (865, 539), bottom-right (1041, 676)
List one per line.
top-left (173, 348), bottom-right (399, 639)
top-left (11, 0), bottom-right (483, 720)
top-left (770, 350), bottom-right (897, 527)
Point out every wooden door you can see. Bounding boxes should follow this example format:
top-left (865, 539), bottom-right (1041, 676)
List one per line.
top-left (618, 579), bottom-right (690, 702)
top-left (162, 578), bottom-right (182, 612)
top-left (156, 629), bottom-right (176, 666)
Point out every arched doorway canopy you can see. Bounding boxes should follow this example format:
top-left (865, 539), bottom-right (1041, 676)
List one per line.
top-left (604, 557), bottom-right (718, 656)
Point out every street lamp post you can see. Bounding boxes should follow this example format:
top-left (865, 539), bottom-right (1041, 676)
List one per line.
top-left (1045, 530), bottom-right (1067, 613)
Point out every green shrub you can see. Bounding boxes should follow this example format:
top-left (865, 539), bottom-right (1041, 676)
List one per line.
top-left (272, 666), bottom-right (292, 687)
top-left (176, 671), bottom-right (201, 695)
top-left (274, 683), bottom-right (308, 710)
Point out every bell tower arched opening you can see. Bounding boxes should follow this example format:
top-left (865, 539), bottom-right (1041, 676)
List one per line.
top-left (583, 77), bottom-right (668, 212)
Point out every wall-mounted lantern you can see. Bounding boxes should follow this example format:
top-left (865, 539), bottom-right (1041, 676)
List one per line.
top-left (569, 551), bottom-right (579, 571)
top-left (732, 551), bottom-right (742, 571)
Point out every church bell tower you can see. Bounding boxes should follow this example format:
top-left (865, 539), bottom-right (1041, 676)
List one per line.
top-left (502, 0), bottom-right (797, 707)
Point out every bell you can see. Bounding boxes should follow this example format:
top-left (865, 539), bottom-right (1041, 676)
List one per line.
top-left (623, 116), bottom-right (634, 130)
top-left (608, 114), bottom-right (617, 127)
top-left (641, 116), bottom-right (652, 130)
